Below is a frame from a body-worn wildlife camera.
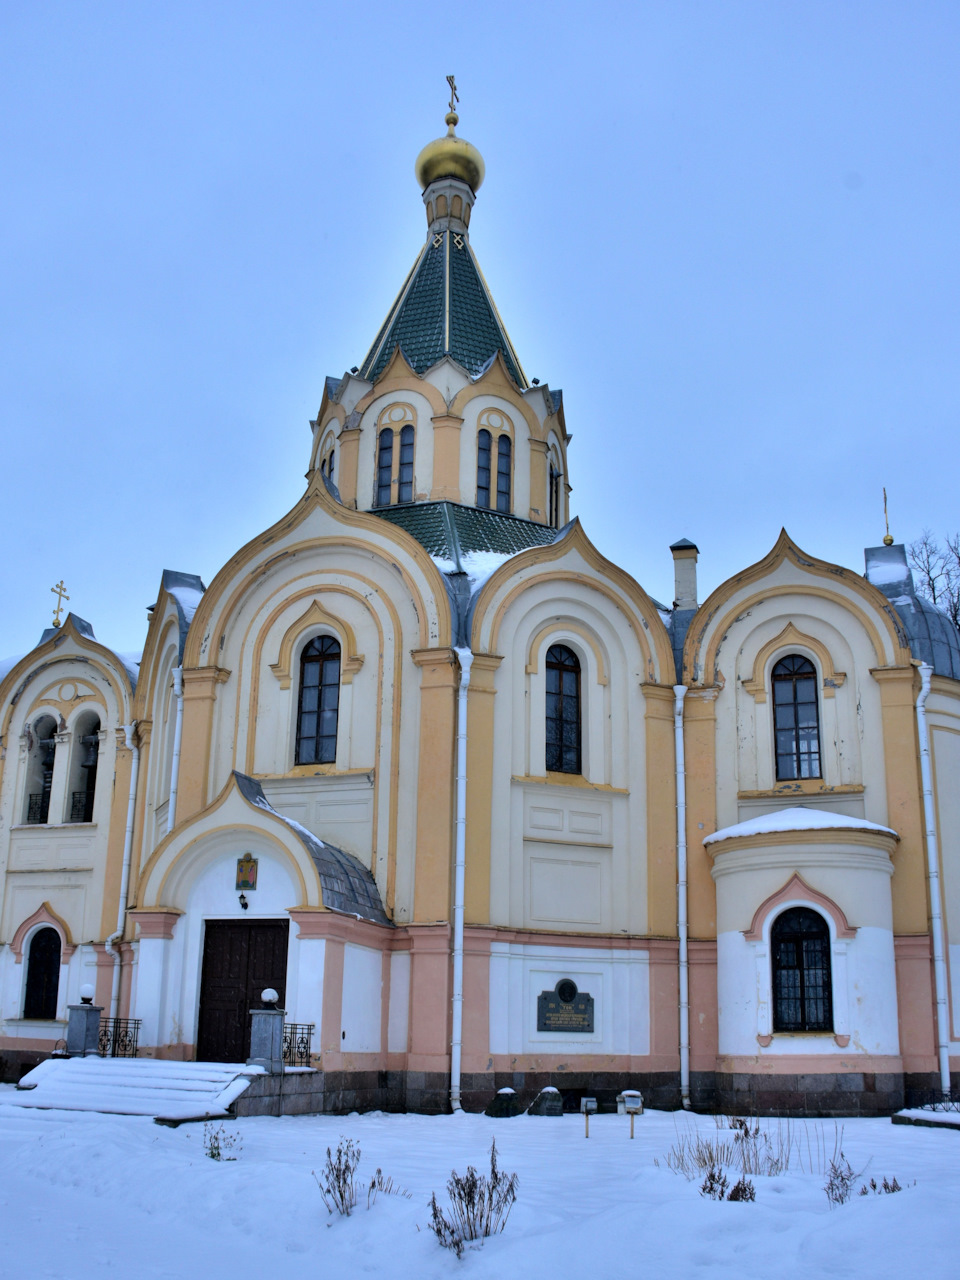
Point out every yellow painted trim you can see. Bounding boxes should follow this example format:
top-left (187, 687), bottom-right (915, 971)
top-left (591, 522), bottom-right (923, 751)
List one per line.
top-left (449, 353), bottom-right (541, 440)
top-left (682, 529), bottom-right (911, 684)
top-left (738, 782), bottom-right (865, 799)
top-left (525, 621), bottom-right (609, 685)
top-left (268, 598), bottom-right (364, 689)
top-left (512, 773), bottom-right (630, 794)
top-left (470, 519), bottom-right (674, 682)
top-left (355, 347), bottom-right (448, 418)
top-left (741, 622), bottom-right (846, 702)
top-left (184, 488), bottom-right (451, 666)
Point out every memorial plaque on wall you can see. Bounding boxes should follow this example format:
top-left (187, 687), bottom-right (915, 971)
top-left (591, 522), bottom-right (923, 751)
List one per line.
top-left (537, 979), bottom-right (594, 1033)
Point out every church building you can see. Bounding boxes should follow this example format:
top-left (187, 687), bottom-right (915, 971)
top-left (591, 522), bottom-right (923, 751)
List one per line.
top-left (2, 101), bottom-right (959, 1117)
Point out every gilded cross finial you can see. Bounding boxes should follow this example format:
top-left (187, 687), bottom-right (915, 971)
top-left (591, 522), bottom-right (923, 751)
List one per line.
top-left (882, 487), bottom-right (893, 546)
top-left (51, 579), bottom-right (70, 627)
top-left (446, 75), bottom-right (459, 115)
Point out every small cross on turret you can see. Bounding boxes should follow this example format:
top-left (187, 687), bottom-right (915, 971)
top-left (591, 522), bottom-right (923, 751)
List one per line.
top-left (51, 579), bottom-right (69, 627)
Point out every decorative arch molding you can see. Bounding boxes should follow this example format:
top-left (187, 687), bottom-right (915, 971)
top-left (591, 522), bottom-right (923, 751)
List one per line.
top-left (11, 902), bottom-right (76, 963)
top-left (26, 679), bottom-right (106, 725)
top-left (354, 348), bottom-right (448, 418)
top-left (450, 354), bottom-right (541, 441)
top-left (471, 519), bottom-right (675, 682)
top-left (743, 872), bottom-right (856, 942)
top-left (136, 773), bottom-right (319, 910)
top-left (682, 530), bottom-right (911, 685)
top-left (183, 481), bottom-right (453, 666)
top-left (525, 621), bottom-right (609, 685)
top-left (741, 624), bottom-right (847, 703)
top-left (269, 598), bottom-right (365, 689)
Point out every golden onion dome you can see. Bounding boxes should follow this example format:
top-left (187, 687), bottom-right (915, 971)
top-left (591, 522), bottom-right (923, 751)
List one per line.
top-left (415, 112), bottom-right (485, 193)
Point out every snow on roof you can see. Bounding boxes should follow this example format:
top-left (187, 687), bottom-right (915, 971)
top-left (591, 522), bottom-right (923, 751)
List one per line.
top-left (704, 806), bottom-right (897, 846)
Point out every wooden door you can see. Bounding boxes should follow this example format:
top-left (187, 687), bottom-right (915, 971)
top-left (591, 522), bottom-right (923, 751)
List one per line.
top-left (196, 920), bottom-right (289, 1063)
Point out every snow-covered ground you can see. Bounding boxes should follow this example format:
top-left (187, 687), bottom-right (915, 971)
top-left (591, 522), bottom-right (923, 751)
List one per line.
top-left (1, 1086), bottom-right (956, 1279)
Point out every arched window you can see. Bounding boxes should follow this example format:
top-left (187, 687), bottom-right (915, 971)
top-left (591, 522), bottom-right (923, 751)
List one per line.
top-left (476, 429), bottom-right (492, 507)
top-left (772, 907), bottom-right (832, 1032)
top-left (549, 461), bottom-right (561, 529)
top-left (545, 644), bottom-right (581, 774)
top-left (376, 429), bottom-right (394, 507)
top-left (67, 712), bottom-right (100, 823)
top-left (24, 927), bottom-right (61, 1020)
top-left (398, 424), bottom-right (414, 504)
top-left (496, 435), bottom-right (511, 513)
top-left (24, 715), bottom-right (58, 825)
top-left (773, 655), bottom-right (821, 780)
top-left (296, 636), bottom-right (342, 765)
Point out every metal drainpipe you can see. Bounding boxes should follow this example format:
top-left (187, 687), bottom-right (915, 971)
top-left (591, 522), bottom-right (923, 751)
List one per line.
top-left (106, 723), bottom-right (139, 1019)
top-left (915, 663), bottom-right (952, 1096)
top-left (450, 647), bottom-right (473, 1112)
top-left (166, 667), bottom-right (184, 834)
top-left (674, 685), bottom-right (692, 1109)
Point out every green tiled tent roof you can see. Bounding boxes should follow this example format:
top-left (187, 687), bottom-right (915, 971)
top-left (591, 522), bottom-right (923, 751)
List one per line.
top-left (374, 501), bottom-right (558, 566)
top-left (359, 232), bottom-right (526, 388)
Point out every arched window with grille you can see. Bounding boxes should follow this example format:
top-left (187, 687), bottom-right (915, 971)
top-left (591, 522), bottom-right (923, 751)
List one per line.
top-left (545, 644), bottom-right (581, 774)
top-left (772, 654), bottom-right (821, 780)
top-left (548, 460), bottom-right (561, 529)
top-left (771, 907), bottom-right (832, 1032)
top-left (476, 429), bottom-right (492, 507)
top-left (398, 424), bottom-right (414, 504)
top-left (296, 636), bottom-right (342, 765)
top-left (496, 434), bottom-right (511, 513)
top-left (376, 429), bottom-right (393, 507)
top-left (24, 927), bottom-right (61, 1020)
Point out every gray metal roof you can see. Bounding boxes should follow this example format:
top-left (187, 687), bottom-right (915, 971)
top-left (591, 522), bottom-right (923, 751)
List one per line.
top-left (234, 772), bottom-right (391, 926)
top-left (864, 543), bottom-right (960, 680)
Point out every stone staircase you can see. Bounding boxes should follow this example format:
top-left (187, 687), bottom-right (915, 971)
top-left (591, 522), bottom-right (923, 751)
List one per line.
top-left (1, 1057), bottom-right (264, 1122)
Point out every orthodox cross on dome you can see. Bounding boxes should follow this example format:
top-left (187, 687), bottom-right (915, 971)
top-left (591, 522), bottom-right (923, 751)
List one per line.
top-left (50, 579), bottom-right (69, 627)
top-left (883, 487), bottom-right (893, 546)
top-left (446, 74), bottom-right (459, 116)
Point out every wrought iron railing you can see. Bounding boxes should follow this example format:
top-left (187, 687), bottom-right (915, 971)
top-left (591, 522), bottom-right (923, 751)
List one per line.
top-left (69, 790), bottom-right (95, 823)
top-left (914, 1093), bottom-right (960, 1113)
top-left (27, 793), bottom-right (49, 824)
top-left (282, 1022), bottom-right (314, 1066)
top-left (98, 1017), bottom-right (141, 1058)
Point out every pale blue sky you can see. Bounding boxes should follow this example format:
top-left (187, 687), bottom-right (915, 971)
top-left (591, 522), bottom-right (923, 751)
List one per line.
top-left (1, 2), bottom-right (958, 658)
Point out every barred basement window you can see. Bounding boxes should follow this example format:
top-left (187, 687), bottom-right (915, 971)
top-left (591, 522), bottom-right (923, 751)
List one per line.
top-left (773, 654), bottom-right (821, 780)
top-left (296, 637), bottom-right (341, 765)
top-left (496, 434), bottom-right (511, 513)
top-left (545, 644), bottom-right (581, 774)
top-left (772, 907), bottom-right (832, 1033)
top-left (24, 927), bottom-right (61, 1020)
top-left (476, 428), bottom-right (492, 507)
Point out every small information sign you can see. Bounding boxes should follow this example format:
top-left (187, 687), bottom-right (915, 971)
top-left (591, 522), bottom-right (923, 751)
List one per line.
top-left (537, 979), bottom-right (594, 1033)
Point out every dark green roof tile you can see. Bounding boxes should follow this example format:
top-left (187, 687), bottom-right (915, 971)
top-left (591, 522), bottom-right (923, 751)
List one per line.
top-left (359, 233), bottom-right (525, 388)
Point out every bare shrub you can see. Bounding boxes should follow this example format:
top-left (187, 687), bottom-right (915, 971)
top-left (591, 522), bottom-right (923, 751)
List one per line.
top-left (429, 1139), bottom-right (518, 1258)
top-left (824, 1152), bottom-right (858, 1207)
top-left (203, 1123), bottom-right (241, 1161)
top-left (727, 1176), bottom-right (756, 1202)
top-left (367, 1168), bottom-right (412, 1209)
top-left (314, 1137), bottom-right (361, 1216)
top-left (859, 1176), bottom-right (903, 1196)
top-left (657, 1116), bottom-right (845, 1181)
top-left (699, 1165), bottom-right (729, 1200)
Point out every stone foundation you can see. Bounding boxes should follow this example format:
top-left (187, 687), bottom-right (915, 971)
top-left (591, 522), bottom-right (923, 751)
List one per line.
top-left (715, 1071), bottom-right (905, 1117)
